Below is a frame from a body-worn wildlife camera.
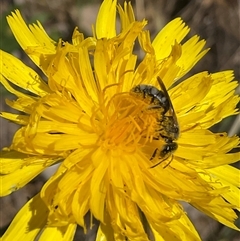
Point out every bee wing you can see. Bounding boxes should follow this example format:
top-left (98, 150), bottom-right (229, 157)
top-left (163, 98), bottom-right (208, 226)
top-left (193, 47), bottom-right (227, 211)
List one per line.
top-left (157, 77), bottom-right (178, 125)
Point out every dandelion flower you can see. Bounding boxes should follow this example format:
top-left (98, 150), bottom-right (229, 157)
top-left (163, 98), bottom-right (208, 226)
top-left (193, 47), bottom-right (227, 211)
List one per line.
top-left (1, 0), bottom-right (240, 240)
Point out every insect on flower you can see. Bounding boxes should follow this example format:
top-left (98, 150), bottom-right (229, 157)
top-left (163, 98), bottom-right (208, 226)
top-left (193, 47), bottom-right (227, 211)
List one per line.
top-left (130, 77), bottom-right (179, 168)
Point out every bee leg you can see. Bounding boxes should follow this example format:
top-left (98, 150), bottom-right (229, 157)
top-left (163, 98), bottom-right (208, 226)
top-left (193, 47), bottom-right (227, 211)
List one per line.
top-left (162, 155), bottom-right (173, 169)
top-left (150, 148), bottom-right (169, 168)
top-left (150, 148), bottom-right (158, 160)
top-left (150, 155), bottom-right (169, 168)
top-left (150, 143), bottom-right (177, 168)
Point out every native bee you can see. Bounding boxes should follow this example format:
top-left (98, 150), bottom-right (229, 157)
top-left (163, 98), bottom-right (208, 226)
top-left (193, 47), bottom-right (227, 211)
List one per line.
top-left (130, 77), bottom-right (179, 167)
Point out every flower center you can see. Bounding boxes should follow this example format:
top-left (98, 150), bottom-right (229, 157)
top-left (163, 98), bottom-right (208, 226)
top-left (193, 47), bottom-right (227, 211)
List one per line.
top-left (92, 85), bottom-right (161, 153)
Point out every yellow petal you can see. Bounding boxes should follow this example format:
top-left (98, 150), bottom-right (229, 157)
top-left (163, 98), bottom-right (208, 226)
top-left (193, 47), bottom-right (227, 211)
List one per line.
top-left (11, 126), bottom-right (97, 155)
top-left (171, 72), bottom-right (212, 113)
top-left (1, 194), bottom-right (48, 241)
top-left (176, 36), bottom-right (209, 79)
top-left (96, 0), bottom-right (117, 38)
top-left (0, 112), bottom-right (29, 125)
top-left (72, 175), bottom-right (91, 229)
top-left (1, 75), bottom-right (36, 99)
top-left (1, 50), bottom-right (50, 96)
top-left (95, 210), bottom-right (116, 241)
top-left (117, 2), bottom-right (135, 31)
top-left (1, 4), bottom-right (239, 240)
top-left (0, 150), bottom-right (26, 174)
top-left (0, 151), bottom-right (57, 196)
top-left (40, 148), bottom-right (93, 225)
top-left (149, 204), bottom-right (201, 241)
top-left (90, 149), bottom-right (109, 222)
top-left (157, 41), bottom-right (182, 89)
top-left (210, 165), bottom-right (240, 187)
top-left (178, 129), bottom-right (216, 146)
top-left (78, 47), bottom-right (98, 102)
top-left (6, 10), bottom-right (56, 68)
top-left (5, 97), bottom-right (36, 114)
top-left (192, 197), bottom-right (239, 231)
top-left (201, 165), bottom-right (240, 209)
top-left (202, 152), bottom-right (240, 167)
top-left (38, 224), bottom-right (77, 241)
top-left (152, 18), bottom-right (190, 60)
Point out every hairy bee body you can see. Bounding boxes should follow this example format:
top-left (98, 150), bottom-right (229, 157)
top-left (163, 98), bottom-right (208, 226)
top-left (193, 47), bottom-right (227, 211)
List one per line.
top-left (130, 78), bottom-right (179, 167)
top-left (130, 84), bottom-right (170, 114)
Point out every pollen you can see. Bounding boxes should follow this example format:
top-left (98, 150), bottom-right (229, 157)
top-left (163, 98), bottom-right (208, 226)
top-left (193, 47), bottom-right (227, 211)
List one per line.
top-left (92, 86), bottom-right (159, 153)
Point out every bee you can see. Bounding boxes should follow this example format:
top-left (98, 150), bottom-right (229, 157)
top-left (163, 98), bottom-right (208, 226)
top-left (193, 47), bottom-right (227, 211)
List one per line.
top-left (130, 77), bottom-right (179, 168)
top-left (130, 84), bottom-right (170, 115)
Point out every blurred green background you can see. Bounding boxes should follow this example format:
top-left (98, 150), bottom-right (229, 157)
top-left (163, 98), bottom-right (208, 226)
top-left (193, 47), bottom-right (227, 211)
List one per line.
top-left (0, 0), bottom-right (239, 240)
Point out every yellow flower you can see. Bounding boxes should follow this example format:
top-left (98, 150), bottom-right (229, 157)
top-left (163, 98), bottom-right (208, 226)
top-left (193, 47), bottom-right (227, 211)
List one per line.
top-left (1, 0), bottom-right (239, 240)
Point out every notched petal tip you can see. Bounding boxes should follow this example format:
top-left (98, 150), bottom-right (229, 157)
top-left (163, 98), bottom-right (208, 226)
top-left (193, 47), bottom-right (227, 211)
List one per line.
top-left (6, 9), bottom-right (56, 69)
